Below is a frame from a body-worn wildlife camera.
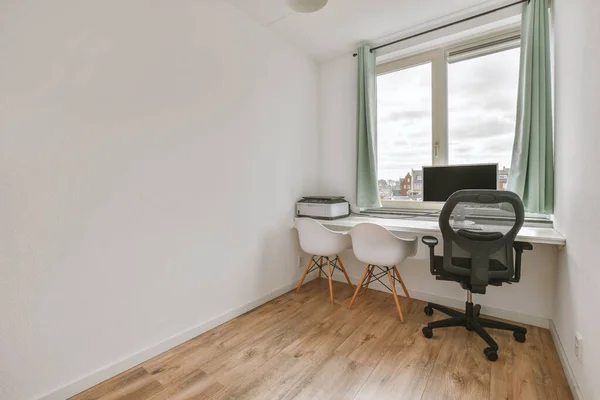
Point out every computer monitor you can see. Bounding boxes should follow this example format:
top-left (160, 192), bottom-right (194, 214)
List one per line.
top-left (423, 164), bottom-right (498, 202)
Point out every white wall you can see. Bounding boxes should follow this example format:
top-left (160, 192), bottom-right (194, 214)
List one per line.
top-left (319, 54), bottom-right (559, 326)
top-left (0, 1), bottom-right (319, 399)
top-left (319, 56), bottom-right (358, 205)
top-left (553, 0), bottom-right (600, 398)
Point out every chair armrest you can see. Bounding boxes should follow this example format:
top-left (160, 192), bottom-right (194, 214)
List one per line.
top-left (422, 236), bottom-right (438, 275)
top-left (513, 241), bottom-right (533, 251)
top-left (422, 236), bottom-right (439, 247)
top-left (512, 241), bottom-right (533, 283)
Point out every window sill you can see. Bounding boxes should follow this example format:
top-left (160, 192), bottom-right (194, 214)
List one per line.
top-left (364, 202), bottom-right (553, 228)
top-left (318, 215), bottom-right (564, 246)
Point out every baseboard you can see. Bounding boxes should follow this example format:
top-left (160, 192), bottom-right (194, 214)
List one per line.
top-left (549, 321), bottom-right (584, 400)
top-left (37, 275), bottom-right (314, 400)
top-left (331, 274), bottom-right (549, 328)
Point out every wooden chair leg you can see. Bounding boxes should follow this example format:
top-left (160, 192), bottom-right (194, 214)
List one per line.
top-left (387, 269), bottom-right (405, 323)
top-left (327, 260), bottom-right (334, 304)
top-left (336, 256), bottom-right (354, 289)
top-left (363, 265), bottom-right (374, 295)
top-left (349, 267), bottom-right (370, 309)
top-left (317, 257), bottom-right (323, 279)
top-left (296, 256), bottom-right (313, 294)
top-left (393, 266), bottom-right (412, 301)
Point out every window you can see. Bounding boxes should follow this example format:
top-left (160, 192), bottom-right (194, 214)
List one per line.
top-left (448, 47), bottom-right (519, 171)
top-left (376, 32), bottom-right (520, 205)
top-left (377, 62), bottom-right (432, 201)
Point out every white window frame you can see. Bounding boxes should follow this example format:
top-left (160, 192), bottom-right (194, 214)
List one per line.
top-left (376, 29), bottom-right (521, 210)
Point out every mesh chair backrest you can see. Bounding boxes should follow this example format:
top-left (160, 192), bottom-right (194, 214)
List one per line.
top-left (439, 190), bottom-right (525, 292)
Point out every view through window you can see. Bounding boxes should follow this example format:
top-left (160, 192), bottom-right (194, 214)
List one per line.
top-left (448, 47), bottom-right (520, 191)
top-left (377, 63), bottom-right (432, 201)
top-left (377, 43), bottom-right (520, 202)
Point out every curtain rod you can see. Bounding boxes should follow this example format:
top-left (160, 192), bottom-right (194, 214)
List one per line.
top-left (353, 0), bottom-right (528, 57)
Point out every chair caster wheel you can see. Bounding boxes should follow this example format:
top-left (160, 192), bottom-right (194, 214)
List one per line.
top-left (484, 347), bottom-right (498, 362)
top-left (513, 332), bottom-right (527, 343)
top-left (474, 304), bottom-right (481, 318)
top-left (422, 327), bottom-right (433, 339)
top-left (424, 306), bottom-right (434, 316)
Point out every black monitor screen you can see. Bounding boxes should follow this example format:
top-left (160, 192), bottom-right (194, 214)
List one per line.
top-left (423, 164), bottom-right (498, 202)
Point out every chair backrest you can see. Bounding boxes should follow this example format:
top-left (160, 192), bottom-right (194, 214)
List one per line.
top-left (438, 190), bottom-right (525, 292)
top-left (349, 223), bottom-right (418, 266)
top-left (294, 218), bottom-right (351, 256)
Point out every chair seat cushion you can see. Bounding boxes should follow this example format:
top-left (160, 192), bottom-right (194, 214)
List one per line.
top-left (432, 256), bottom-right (508, 273)
top-left (457, 229), bottom-right (504, 242)
top-left (431, 256), bottom-right (509, 287)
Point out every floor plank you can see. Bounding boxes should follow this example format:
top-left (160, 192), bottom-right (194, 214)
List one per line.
top-left (70, 367), bottom-right (163, 400)
top-left (144, 282), bottom-right (332, 385)
top-left (71, 279), bottom-right (572, 400)
top-left (333, 304), bottom-right (404, 368)
top-left (282, 290), bottom-right (384, 365)
top-left (538, 328), bottom-right (574, 400)
top-left (490, 326), bottom-right (564, 400)
top-left (353, 322), bottom-right (445, 400)
top-left (213, 352), bottom-right (317, 400)
top-left (284, 355), bottom-right (374, 400)
top-left (421, 326), bottom-right (492, 400)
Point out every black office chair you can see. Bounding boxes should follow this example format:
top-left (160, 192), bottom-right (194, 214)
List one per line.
top-left (421, 190), bottom-right (533, 361)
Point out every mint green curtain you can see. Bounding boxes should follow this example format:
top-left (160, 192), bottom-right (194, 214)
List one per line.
top-left (508, 0), bottom-right (554, 213)
top-left (356, 46), bottom-right (381, 209)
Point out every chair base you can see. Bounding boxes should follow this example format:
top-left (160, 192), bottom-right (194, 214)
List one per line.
top-left (422, 299), bottom-right (527, 362)
top-left (296, 255), bottom-right (353, 304)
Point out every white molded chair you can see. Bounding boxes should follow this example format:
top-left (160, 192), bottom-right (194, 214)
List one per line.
top-left (348, 223), bottom-right (418, 322)
top-left (295, 218), bottom-right (353, 303)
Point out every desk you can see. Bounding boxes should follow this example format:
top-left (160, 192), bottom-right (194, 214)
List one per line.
top-left (311, 216), bottom-right (565, 246)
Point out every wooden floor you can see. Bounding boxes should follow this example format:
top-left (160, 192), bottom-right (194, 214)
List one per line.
top-left (71, 279), bottom-right (573, 400)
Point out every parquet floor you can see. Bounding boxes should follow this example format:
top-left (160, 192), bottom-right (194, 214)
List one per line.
top-left (71, 279), bottom-right (573, 400)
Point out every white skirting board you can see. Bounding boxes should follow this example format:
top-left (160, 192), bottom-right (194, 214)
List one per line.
top-left (331, 274), bottom-right (550, 329)
top-left (37, 274), bottom-right (316, 400)
top-left (549, 321), bottom-right (584, 400)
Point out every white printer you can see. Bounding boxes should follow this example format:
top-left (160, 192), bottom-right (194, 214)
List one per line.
top-left (296, 196), bottom-right (350, 220)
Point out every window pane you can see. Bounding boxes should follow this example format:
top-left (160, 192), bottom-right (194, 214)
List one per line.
top-left (377, 63), bottom-right (432, 201)
top-left (448, 47), bottom-right (520, 190)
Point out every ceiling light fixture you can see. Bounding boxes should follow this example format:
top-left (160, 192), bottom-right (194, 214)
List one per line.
top-left (286, 0), bottom-right (328, 13)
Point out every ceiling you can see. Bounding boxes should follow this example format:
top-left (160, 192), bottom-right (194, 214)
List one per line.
top-left (223, 0), bottom-right (515, 61)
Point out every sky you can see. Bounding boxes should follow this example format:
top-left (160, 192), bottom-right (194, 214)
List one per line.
top-left (377, 47), bottom-right (520, 181)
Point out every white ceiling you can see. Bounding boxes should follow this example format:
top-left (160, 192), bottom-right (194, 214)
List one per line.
top-left (223, 0), bottom-right (516, 61)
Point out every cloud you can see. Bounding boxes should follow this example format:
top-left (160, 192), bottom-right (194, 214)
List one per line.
top-left (376, 47), bottom-right (520, 180)
top-left (449, 117), bottom-right (515, 139)
top-left (449, 133), bottom-right (514, 167)
top-left (379, 109), bottom-right (431, 123)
